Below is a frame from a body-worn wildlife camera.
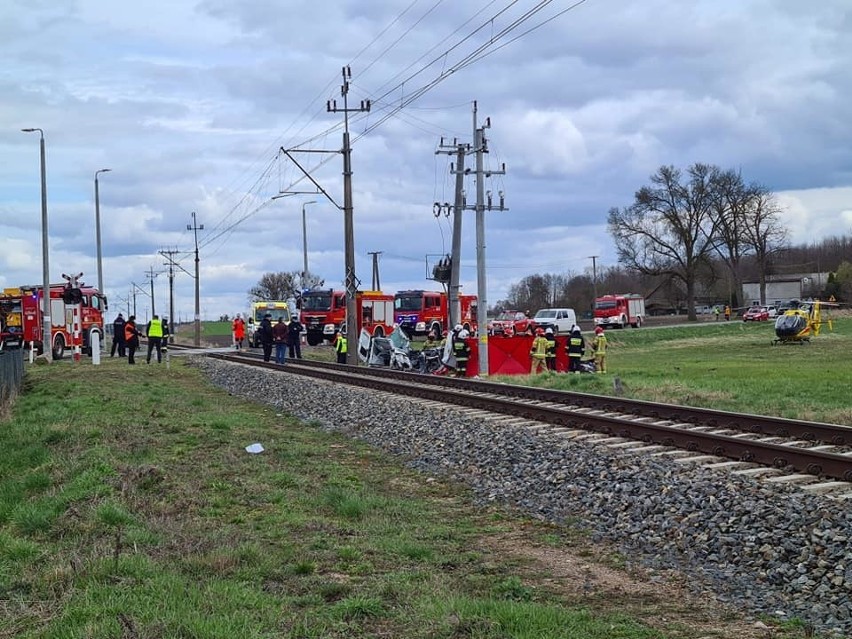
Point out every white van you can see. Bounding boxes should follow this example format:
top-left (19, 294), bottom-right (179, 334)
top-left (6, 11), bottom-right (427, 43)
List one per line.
top-left (532, 308), bottom-right (577, 335)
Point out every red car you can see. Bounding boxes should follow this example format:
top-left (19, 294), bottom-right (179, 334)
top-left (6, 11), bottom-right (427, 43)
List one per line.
top-left (487, 310), bottom-right (534, 336)
top-left (742, 306), bottom-right (769, 322)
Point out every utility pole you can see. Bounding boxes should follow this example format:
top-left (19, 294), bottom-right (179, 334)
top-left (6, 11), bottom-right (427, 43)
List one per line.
top-left (187, 212), bottom-right (204, 347)
top-left (159, 248), bottom-right (180, 343)
top-left (367, 251), bottom-right (382, 290)
top-left (21, 128), bottom-right (52, 362)
top-left (589, 256), bottom-right (599, 313)
top-left (327, 66), bottom-right (370, 364)
top-left (471, 101), bottom-right (506, 377)
top-left (145, 266), bottom-right (157, 317)
top-left (436, 138), bottom-right (469, 328)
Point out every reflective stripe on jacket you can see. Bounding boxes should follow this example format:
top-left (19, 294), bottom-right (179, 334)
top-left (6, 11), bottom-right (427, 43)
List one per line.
top-left (593, 334), bottom-right (607, 355)
top-left (568, 335), bottom-right (584, 358)
top-left (530, 336), bottom-right (549, 359)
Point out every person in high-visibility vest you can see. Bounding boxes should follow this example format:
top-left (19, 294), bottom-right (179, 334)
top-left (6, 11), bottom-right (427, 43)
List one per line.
top-left (592, 326), bottom-right (608, 374)
top-left (334, 329), bottom-right (348, 364)
top-left (452, 328), bottom-right (471, 377)
top-left (529, 327), bottom-right (549, 375)
top-left (567, 326), bottom-right (585, 373)
top-left (124, 315), bottom-right (142, 365)
top-left (145, 315), bottom-right (164, 364)
top-left (232, 314), bottom-right (246, 350)
top-left (544, 327), bottom-right (557, 372)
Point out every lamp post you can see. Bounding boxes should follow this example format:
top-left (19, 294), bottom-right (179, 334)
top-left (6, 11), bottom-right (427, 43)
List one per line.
top-left (94, 169), bottom-right (112, 298)
top-left (21, 127), bottom-right (52, 362)
top-left (301, 200), bottom-right (316, 287)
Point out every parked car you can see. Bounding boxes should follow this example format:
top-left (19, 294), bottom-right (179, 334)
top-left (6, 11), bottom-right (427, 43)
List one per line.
top-left (765, 305), bottom-right (778, 318)
top-left (743, 306), bottom-right (769, 322)
top-left (487, 310), bottom-right (533, 336)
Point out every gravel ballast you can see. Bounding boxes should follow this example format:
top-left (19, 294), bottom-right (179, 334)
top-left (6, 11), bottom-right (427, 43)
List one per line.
top-left (195, 358), bottom-right (852, 636)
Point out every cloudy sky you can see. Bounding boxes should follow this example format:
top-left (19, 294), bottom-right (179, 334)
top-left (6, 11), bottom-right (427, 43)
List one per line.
top-left (2, 0), bottom-right (851, 322)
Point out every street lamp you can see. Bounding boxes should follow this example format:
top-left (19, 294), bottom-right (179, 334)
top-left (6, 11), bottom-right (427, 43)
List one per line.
top-left (21, 127), bottom-right (52, 361)
top-left (94, 169), bottom-right (112, 299)
top-left (301, 200), bottom-right (316, 287)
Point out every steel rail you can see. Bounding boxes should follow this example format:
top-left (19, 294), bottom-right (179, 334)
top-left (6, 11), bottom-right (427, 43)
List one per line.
top-left (217, 352), bottom-right (852, 446)
top-left (209, 353), bottom-right (852, 482)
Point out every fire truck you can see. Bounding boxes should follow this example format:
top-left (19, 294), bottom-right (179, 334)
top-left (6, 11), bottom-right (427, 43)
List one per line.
top-left (594, 294), bottom-right (646, 329)
top-left (300, 290), bottom-right (395, 346)
top-left (0, 283), bottom-right (107, 358)
top-left (393, 290), bottom-right (477, 338)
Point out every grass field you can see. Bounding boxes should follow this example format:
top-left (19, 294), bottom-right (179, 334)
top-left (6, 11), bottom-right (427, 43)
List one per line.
top-left (2, 320), bottom-right (845, 637)
top-left (502, 315), bottom-right (852, 426)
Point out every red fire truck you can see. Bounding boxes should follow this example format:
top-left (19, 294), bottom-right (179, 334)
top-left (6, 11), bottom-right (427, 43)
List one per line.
top-left (300, 289), bottom-right (395, 346)
top-left (0, 283), bottom-right (107, 358)
top-left (393, 290), bottom-right (477, 338)
top-left (593, 294), bottom-right (646, 329)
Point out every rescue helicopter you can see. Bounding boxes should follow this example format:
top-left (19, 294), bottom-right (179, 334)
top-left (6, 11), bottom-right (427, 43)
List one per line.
top-left (772, 299), bottom-right (835, 345)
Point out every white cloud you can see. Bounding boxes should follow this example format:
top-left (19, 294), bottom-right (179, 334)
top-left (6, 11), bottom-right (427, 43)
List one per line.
top-left (2, 0), bottom-right (852, 319)
top-left (776, 187), bottom-right (852, 245)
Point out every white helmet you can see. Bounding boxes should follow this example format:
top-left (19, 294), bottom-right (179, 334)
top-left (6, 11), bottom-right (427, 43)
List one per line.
top-left (458, 329), bottom-right (470, 339)
top-left (454, 324), bottom-right (463, 332)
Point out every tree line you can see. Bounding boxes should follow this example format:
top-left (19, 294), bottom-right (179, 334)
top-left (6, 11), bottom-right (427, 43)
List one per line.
top-left (494, 163), bottom-right (852, 318)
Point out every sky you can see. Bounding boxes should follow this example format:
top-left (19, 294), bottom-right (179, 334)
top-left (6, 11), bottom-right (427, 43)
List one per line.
top-left (2, 0), bottom-right (851, 323)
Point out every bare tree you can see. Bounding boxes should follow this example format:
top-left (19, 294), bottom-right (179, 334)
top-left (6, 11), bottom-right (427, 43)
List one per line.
top-left (739, 187), bottom-right (788, 304)
top-left (707, 169), bottom-right (752, 307)
top-left (248, 272), bottom-right (300, 302)
top-left (607, 164), bottom-right (721, 320)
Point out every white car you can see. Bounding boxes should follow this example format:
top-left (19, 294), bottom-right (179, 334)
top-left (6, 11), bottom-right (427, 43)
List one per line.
top-left (532, 308), bottom-right (577, 335)
top-left (765, 306), bottom-right (777, 318)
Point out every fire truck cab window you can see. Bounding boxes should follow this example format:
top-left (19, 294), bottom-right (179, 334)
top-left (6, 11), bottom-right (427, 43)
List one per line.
top-left (395, 295), bottom-right (421, 311)
top-left (302, 293), bottom-right (332, 311)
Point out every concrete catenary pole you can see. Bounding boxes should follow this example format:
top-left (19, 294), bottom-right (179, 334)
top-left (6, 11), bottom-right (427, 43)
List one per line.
top-left (327, 67), bottom-right (370, 364)
top-left (21, 128), bottom-right (53, 361)
top-left (187, 212), bottom-right (204, 347)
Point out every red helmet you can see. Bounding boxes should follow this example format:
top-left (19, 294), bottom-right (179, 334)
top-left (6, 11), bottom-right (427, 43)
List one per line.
top-left (595, 326), bottom-right (604, 334)
top-left (535, 327), bottom-right (545, 336)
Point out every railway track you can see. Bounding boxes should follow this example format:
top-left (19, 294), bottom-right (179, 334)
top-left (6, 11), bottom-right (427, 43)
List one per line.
top-left (206, 351), bottom-right (852, 488)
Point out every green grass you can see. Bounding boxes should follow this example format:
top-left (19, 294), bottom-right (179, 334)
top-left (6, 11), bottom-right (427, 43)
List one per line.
top-left (0, 348), bottom-right (832, 638)
top-left (501, 316), bottom-right (852, 426)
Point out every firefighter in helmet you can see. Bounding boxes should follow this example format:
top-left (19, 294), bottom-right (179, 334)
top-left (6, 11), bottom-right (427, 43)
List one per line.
top-left (544, 327), bottom-right (557, 372)
top-left (451, 325), bottom-right (470, 377)
top-left (530, 327), bottom-right (549, 375)
top-left (567, 325), bottom-right (585, 373)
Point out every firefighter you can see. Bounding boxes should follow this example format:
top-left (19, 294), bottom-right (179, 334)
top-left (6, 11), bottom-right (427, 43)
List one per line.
top-left (334, 328), bottom-right (348, 364)
top-left (424, 329), bottom-right (444, 350)
top-left (544, 327), bottom-right (557, 372)
top-left (592, 326), bottom-right (608, 374)
top-left (124, 315), bottom-right (142, 365)
top-left (567, 325), bottom-right (585, 373)
top-left (145, 314), bottom-right (164, 364)
top-left (452, 327), bottom-right (470, 377)
top-left (529, 327), bottom-right (549, 375)
top-left (724, 305), bottom-right (731, 321)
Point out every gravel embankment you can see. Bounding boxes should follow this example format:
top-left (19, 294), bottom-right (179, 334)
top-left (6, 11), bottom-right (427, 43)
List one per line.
top-left (194, 358), bottom-right (852, 636)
